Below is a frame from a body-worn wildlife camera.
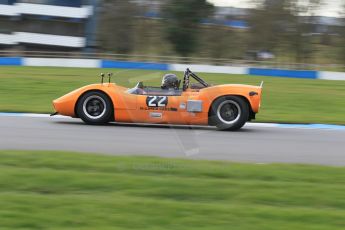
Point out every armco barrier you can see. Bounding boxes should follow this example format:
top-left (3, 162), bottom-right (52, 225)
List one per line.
top-left (23, 58), bottom-right (99, 68)
top-left (318, 71), bottom-right (345, 81)
top-left (0, 57), bottom-right (22, 66)
top-left (248, 68), bottom-right (318, 79)
top-left (101, 60), bottom-right (169, 70)
top-left (1, 57), bottom-right (345, 81)
top-left (170, 63), bottom-right (247, 75)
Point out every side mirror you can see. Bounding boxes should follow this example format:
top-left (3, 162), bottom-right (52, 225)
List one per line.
top-left (101, 73), bottom-right (105, 84)
top-left (108, 73), bottom-right (113, 83)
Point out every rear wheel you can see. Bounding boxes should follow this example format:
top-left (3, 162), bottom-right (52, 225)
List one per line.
top-left (209, 96), bottom-right (249, 131)
top-left (77, 91), bottom-right (113, 125)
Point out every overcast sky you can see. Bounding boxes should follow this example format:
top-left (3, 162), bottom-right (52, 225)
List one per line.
top-left (207, 0), bottom-right (344, 18)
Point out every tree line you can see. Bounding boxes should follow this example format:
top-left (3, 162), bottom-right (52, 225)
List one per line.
top-left (99, 0), bottom-right (345, 65)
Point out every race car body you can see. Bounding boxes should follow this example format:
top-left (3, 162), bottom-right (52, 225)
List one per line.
top-left (53, 69), bottom-right (263, 130)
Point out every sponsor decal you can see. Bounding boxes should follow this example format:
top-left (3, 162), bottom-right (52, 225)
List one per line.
top-left (179, 102), bottom-right (186, 109)
top-left (140, 107), bottom-right (177, 112)
top-left (150, 112), bottom-right (162, 118)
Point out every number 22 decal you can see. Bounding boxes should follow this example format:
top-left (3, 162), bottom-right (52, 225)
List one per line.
top-left (146, 96), bottom-right (168, 107)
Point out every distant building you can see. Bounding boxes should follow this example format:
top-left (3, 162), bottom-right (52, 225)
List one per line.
top-left (0, 0), bottom-right (99, 51)
top-left (131, 0), bottom-right (163, 12)
top-left (134, 2), bottom-right (251, 30)
top-left (303, 16), bottom-right (344, 35)
top-left (213, 6), bottom-right (249, 20)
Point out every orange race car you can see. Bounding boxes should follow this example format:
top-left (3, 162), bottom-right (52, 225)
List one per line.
top-left (52, 69), bottom-right (263, 131)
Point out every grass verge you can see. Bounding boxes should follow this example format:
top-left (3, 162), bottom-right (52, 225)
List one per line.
top-left (0, 150), bottom-right (345, 229)
top-left (0, 66), bottom-right (345, 124)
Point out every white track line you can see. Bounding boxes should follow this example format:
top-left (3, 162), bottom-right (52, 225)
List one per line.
top-left (0, 112), bottom-right (344, 131)
top-left (0, 112), bottom-right (66, 118)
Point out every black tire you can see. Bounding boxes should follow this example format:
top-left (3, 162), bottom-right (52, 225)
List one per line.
top-left (76, 91), bottom-right (113, 125)
top-left (209, 96), bottom-right (249, 131)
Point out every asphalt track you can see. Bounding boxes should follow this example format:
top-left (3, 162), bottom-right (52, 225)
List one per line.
top-left (0, 114), bottom-right (344, 166)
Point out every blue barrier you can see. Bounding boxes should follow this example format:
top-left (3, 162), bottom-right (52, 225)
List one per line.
top-left (1, 57), bottom-right (344, 81)
top-left (42, 0), bottom-right (82, 7)
top-left (0, 57), bottom-right (22, 66)
top-left (101, 60), bottom-right (169, 71)
top-left (248, 68), bottom-right (318, 79)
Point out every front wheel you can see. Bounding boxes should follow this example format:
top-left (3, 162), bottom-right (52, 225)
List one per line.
top-left (76, 91), bottom-right (113, 125)
top-left (209, 96), bottom-right (249, 131)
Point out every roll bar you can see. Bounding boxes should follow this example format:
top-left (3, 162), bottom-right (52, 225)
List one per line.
top-left (182, 68), bottom-right (209, 91)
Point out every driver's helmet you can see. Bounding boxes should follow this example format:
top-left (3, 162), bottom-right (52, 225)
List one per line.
top-left (161, 74), bottom-right (179, 89)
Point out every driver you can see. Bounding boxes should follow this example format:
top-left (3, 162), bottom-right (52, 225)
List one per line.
top-left (161, 74), bottom-right (179, 90)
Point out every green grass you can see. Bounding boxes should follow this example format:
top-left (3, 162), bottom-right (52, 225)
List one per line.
top-left (0, 66), bottom-right (345, 124)
top-left (0, 150), bottom-right (345, 230)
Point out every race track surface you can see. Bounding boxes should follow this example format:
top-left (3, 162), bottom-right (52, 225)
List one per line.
top-left (1, 115), bottom-right (344, 166)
